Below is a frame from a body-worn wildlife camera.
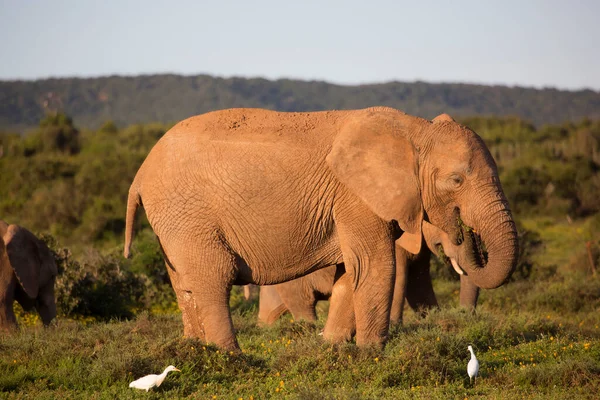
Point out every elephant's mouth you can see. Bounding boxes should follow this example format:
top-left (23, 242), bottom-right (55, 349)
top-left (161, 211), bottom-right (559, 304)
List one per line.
top-left (436, 216), bottom-right (488, 274)
top-left (466, 229), bottom-right (488, 268)
top-left (435, 244), bottom-right (465, 275)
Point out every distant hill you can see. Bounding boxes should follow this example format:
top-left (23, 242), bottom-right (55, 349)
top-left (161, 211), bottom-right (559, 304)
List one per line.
top-left (1, 74), bottom-right (599, 132)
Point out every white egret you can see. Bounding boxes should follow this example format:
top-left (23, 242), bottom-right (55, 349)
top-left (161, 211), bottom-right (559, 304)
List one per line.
top-left (467, 345), bottom-right (479, 385)
top-left (129, 365), bottom-right (181, 391)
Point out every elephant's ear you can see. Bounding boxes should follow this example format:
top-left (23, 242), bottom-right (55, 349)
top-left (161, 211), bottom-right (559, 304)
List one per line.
top-left (327, 114), bottom-right (423, 254)
top-left (4, 225), bottom-right (40, 298)
top-left (35, 238), bottom-right (58, 284)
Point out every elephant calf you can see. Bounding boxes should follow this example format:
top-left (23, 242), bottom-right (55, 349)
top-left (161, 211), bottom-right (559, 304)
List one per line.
top-left (256, 236), bottom-right (481, 330)
top-left (0, 220), bottom-right (58, 330)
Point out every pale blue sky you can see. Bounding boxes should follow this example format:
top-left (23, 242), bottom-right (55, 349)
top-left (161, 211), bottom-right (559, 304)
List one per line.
top-left (1, 0), bottom-right (599, 90)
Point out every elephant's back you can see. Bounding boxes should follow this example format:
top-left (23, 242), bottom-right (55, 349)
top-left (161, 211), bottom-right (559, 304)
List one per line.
top-left (133, 108), bottom-right (342, 234)
top-left (163, 108), bottom-right (345, 147)
top-left (138, 108), bottom-right (343, 177)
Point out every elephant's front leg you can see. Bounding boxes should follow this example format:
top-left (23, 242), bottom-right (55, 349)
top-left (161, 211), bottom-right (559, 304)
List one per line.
top-left (351, 256), bottom-right (395, 347)
top-left (459, 275), bottom-right (479, 311)
top-left (331, 222), bottom-right (396, 347)
top-left (389, 249), bottom-right (409, 325)
top-left (0, 278), bottom-right (17, 330)
top-left (0, 304), bottom-right (17, 330)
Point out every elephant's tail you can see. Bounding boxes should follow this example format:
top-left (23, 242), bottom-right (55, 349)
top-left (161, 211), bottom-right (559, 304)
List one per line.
top-left (123, 183), bottom-right (141, 259)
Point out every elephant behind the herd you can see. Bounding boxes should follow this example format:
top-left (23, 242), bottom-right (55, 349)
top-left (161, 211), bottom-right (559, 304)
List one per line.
top-left (0, 220), bottom-right (58, 330)
top-left (124, 107), bottom-right (518, 351)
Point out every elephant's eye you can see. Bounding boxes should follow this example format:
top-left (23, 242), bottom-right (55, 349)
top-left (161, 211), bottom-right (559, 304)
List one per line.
top-left (449, 174), bottom-right (464, 186)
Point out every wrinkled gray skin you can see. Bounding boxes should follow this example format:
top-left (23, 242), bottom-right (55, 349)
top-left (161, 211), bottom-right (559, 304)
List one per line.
top-left (0, 220), bottom-right (58, 330)
top-left (124, 107), bottom-right (518, 351)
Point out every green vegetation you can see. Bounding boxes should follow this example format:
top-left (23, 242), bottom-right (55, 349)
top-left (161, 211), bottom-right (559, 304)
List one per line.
top-left (2, 293), bottom-right (599, 398)
top-left (1, 111), bottom-right (600, 397)
top-left (1, 75), bottom-right (600, 132)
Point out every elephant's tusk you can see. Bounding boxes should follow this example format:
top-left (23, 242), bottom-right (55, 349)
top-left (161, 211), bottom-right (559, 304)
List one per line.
top-left (451, 258), bottom-right (465, 275)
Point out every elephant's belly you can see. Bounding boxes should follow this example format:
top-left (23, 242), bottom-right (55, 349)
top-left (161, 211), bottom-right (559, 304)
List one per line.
top-left (233, 232), bottom-right (343, 286)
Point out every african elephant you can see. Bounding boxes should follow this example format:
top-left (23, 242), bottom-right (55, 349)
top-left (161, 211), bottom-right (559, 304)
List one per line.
top-left (256, 246), bottom-right (431, 327)
top-left (124, 107), bottom-right (518, 351)
top-left (0, 220), bottom-right (58, 330)
top-left (256, 238), bottom-right (478, 328)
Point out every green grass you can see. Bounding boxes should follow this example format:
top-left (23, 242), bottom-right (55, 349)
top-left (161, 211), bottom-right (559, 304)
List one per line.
top-left (2, 285), bottom-right (600, 399)
top-left (520, 217), bottom-right (591, 271)
top-left (3, 213), bottom-right (600, 399)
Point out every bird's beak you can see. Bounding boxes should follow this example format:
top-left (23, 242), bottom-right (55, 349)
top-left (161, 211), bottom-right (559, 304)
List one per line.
top-left (174, 368), bottom-right (181, 372)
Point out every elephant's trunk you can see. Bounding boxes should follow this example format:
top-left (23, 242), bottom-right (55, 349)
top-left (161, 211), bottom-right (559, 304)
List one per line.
top-left (459, 188), bottom-right (518, 290)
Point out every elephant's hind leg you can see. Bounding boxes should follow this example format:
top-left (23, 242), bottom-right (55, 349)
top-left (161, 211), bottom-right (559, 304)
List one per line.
top-left (166, 239), bottom-right (241, 351)
top-left (166, 263), bottom-right (202, 337)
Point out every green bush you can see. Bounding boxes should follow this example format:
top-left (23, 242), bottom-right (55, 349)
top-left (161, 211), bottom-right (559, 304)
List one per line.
top-left (41, 234), bottom-right (156, 320)
top-left (23, 112), bottom-right (81, 156)
top-left (511, 226), bottom-right (543, 281)
top-left (501, 165), bottom-right (552, 213)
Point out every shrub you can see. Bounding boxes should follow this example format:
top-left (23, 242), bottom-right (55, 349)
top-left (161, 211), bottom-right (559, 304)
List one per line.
top-left (511, 226), bottom-right (543, 281)
top-left (501, 165), bottom-right (552, 213)
top-left (24, 112), bottom-right (81, 156)
top-left (41, 234), bottom-right (155, 319)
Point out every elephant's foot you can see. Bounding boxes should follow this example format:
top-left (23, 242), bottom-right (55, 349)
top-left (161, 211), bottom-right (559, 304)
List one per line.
top-left (322, 325), bottom-right (354, 344)
top-left (0, 307), bottom-right (18, 331)
top-left (258, 303), bottom-right (288, 326)
top-left (164, 241), bottom-right (242, 352)
top-left (180, 313), bottom-right (240, 352)
top-left (187, 291), bottom-right (240, 352)
top-left (287, 305), bottom-right (318, 323)
top-left (0, 323), bottom-right (18, 333)
top-left (355, 332), bottom-right (387, 350)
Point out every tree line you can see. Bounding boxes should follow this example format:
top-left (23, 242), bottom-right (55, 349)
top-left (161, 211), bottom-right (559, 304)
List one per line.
top-left (1, 75), bottom-right (599, 132)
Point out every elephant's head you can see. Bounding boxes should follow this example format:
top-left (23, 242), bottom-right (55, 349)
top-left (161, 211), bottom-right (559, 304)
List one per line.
top-left (416, 114), bottom-right (518, 289)
top-left (327, 108), bottom-right (518, 290)
top-left (3, 224), bottom-right (58, 325)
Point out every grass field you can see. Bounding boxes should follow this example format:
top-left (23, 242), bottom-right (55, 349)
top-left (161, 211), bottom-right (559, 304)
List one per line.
top-left (2, 267), bottom-right (600, 400)
top-left (2, 216), bottom-right (600, 399)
